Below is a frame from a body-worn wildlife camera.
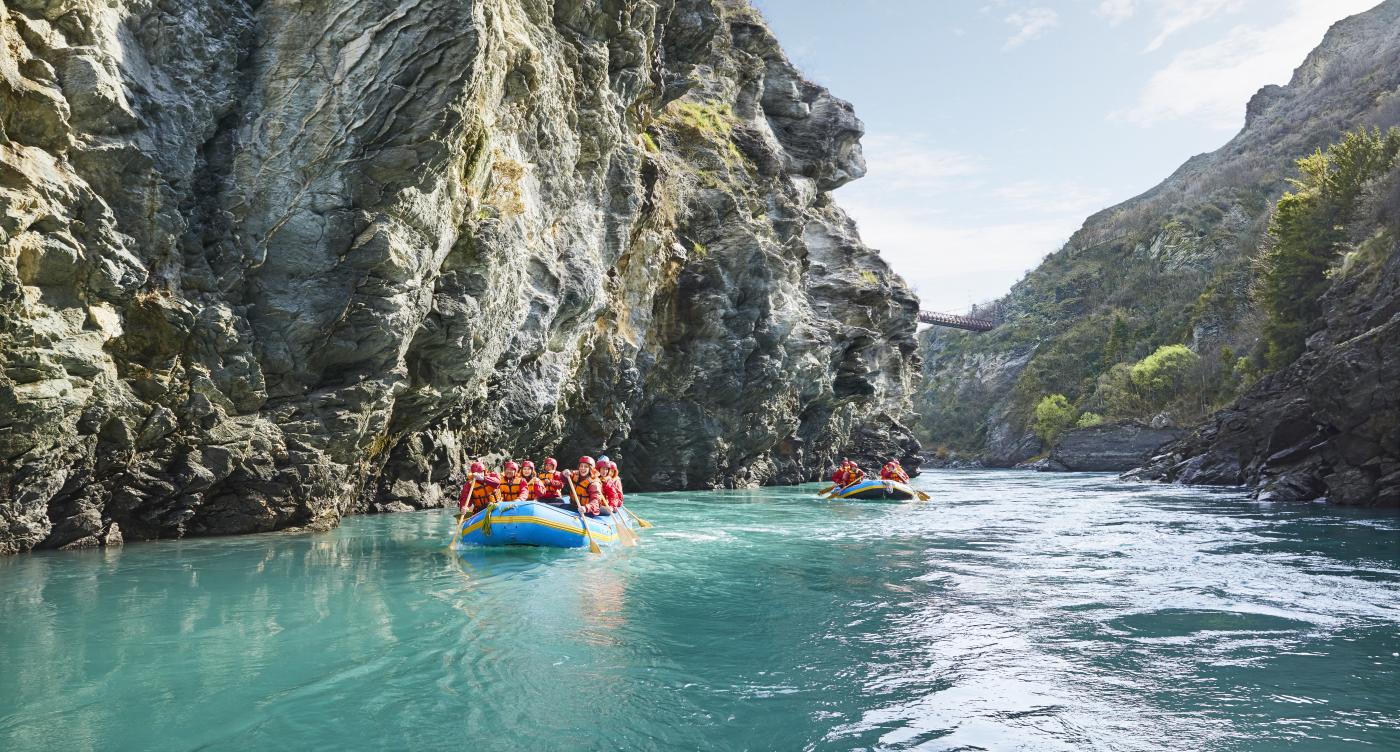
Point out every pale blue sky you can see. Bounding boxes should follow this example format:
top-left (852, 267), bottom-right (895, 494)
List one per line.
top-left (749, 0), bottom-right (1382, 311)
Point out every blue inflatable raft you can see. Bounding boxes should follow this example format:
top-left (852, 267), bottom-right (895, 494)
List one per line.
top-left (455, 500), bottom-right (637, 548)
top-left (827, 479), bottom-right (917, 501)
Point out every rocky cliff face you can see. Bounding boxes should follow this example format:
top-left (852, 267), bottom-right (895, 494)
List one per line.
top-left (915, 0), bottom-right (1400, 469)
top-left (1129, 171), bottom-right (1400, 506)
top-left (0, 0), bottom-right (921, 554)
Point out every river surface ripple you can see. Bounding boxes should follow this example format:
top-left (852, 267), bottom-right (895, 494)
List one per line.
top-left (2, 471), bottom-right (1398, 751)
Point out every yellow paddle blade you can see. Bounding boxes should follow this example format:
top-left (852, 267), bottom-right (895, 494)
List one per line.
top-left (588, 536), bottom-right (602, 554)
top-left (916, 490), bottom-right (931, 501)
top-left (614, 513), bottom-right (638, 547)
top-left (817, 484), bottom-right (835, 495)
top-left (629, 511), bottom-right (653, 528)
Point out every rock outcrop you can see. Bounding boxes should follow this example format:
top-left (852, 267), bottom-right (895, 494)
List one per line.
top-left (915, 0), bottom-right (1400, 475)
top-left (0, 0), bottom-right (921, 554)
top-left (1050, 422), bottom-right (1184, 473)
top-left (1129, 223), bottom-right (1400, 506)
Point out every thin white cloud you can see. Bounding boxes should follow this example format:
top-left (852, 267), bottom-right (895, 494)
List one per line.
top-left (1113, 0), bottom-right (1380, 129)
top-left (992, 180), bottom-right (1115, 216)
top-left (858, 134), bottom-right (982, 195)
top-left (1003, 7), bottom-right (1059, 50)
top-left (1143, 0), bottom-right (1245, 52)
top-left (839, 130), bottom-right (1113, 311)
top-left (842, 201), bottom-right (1081, 311)
top-left (1097, 0), bottom-right (1137, 26)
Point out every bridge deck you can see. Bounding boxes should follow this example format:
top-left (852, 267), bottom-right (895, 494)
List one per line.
top-left (917, 311), bottom-right (998, 332)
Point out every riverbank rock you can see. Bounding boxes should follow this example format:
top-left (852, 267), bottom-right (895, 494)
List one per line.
top-left (1130, 224), bottom-right (1400, 506)
top-left (0, 0), bottom-right (920, 554)
top-left (1050, 423), bottom-right (1185, 472)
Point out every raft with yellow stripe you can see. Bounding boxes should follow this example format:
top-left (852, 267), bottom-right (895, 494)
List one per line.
top-left (826, 479), bottom-right (917, 501)
top-left (456, 500), bottom-right (636, 548)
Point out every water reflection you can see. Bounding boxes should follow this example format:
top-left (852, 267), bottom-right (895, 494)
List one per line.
top-left (1, 474), bottom-right (1398, 751)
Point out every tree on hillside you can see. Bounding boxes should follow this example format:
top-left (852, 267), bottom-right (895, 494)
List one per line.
top-left (1258, 127), bottom-right (1400, 369)
top-left (1129, 344), bottom-right (1201, 405)
top-left (1033, 394), bottom-right (1077, 448)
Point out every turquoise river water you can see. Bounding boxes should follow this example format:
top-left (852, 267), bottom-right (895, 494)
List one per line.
top-left (2, 471), bottom-right (1398, 751)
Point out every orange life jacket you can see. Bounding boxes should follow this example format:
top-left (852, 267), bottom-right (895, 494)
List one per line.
top-left (536, 470), bottom-right (565, 499)
top-left (499, 475), bottom-right (527, 501)
top-left (572, 473), bottom-right (602, 505)
top-left (460, 473), bottom-right (502, 511)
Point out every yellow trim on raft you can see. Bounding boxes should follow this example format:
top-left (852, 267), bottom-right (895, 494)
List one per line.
top-left (458, 513), bottom-right (621, 543)
top-left (834, 482), bottom-right (915, 499)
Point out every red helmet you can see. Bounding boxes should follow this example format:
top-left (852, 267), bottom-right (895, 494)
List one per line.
top-left (578, 456), bottom-right (595, 466)
top-left (522, 460), bottom-right (536, 471)
top-left (504, 461), bottom-right (519, 472)
top-left (597, 459), bottom-right (612, 471)
top-left (469, 461), bottom-right (485, 473)
top-left (544, 457), bottom-right (558, 469)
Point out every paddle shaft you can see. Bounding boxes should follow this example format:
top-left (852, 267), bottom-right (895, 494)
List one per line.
top-left (564, 471), bottom-right (602, 554)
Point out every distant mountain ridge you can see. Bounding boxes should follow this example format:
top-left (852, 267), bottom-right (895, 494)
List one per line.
top-left (915, 0), bottom-right (1400, 503)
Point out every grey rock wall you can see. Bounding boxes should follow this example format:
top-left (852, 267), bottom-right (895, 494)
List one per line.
top-left (0, 0), bottom-right (921, 554)
top-left (1051, 423), bottom-right (1184, 473)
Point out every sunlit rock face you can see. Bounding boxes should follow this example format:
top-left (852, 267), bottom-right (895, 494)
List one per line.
top-left (0, 0), bottom-right (920, 553)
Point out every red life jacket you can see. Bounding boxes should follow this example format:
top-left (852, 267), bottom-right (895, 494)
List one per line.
top-left (601, 475), bottom-right (623, 506)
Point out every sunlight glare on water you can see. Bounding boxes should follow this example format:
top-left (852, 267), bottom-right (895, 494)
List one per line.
top-left (1, 471), bottom-right (1398, 751)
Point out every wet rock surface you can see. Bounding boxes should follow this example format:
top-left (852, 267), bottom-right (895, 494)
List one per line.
top-left (0, 0), bottom-right (920, 554)
top-left (1050, 423), bottom-right (1185, 473)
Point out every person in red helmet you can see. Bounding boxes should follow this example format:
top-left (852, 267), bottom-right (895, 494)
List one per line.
top-left (518, 460), bottom-right (547, 501)
top-left (831, 458), bottom-right (865, 488)
top-left (565, 456), bottom-right (605, 516)
top-left (880, 461), bottom-right (909, 483)
top-left (598, 459), bottom-right (624, 511)
top-left (830, 459), bottom-right (850, 487)
top-left (839, 459), bottom-right (866, 487)
top-left (458, 460), bottom-right (502, 514)
top-left (534, 457), bottom-right (566, 503)
top-left (498, 460), bottom-right (529, 501)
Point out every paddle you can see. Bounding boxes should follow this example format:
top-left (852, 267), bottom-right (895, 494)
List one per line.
top-left (817, 484), bottom-right (835, 496)
top-left (609, 506), bottom-right (639, 547)
top-left (623, 508), bottom-right (654, 528)
top-left (447, 478), bottom-right (475, 550)
top-left (564, 472), bottom-right (603, 554)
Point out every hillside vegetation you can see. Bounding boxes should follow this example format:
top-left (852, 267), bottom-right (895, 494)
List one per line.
top-left (916, 0), bottom-right (1400, 465)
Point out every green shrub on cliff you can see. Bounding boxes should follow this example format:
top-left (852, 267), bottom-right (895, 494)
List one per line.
top-left (1075, 412), bottom-right (1104, 428)
top-left (1033, 394), bottom-right (1077, 447)
top-left (1129, 344), bottom-right (1201, 403)
top-left (1258, 127), bottom-right (1400, 369)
